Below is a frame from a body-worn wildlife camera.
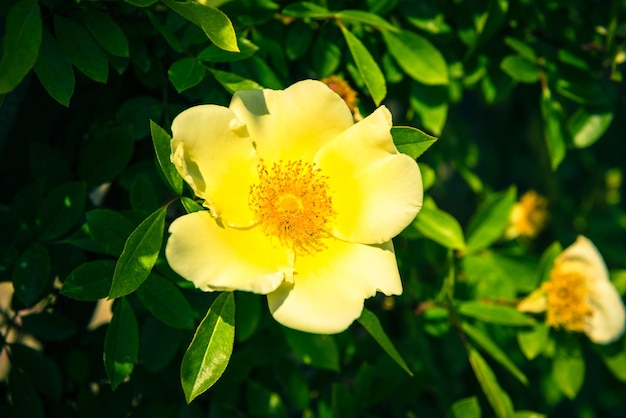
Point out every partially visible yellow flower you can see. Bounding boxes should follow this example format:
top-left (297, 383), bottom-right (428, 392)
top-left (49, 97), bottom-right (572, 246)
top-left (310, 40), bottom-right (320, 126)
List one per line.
top-left (505, 190), bottom-right (549, 240)
top-left (518, 236), bottom-right (626, 344)
top-left (165, 80), bottom-right (423, 334)
top-left (321, 75), bottom-right (362, 121)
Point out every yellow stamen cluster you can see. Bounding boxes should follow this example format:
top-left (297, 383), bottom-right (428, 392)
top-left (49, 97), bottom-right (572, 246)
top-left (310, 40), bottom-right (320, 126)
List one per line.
top-left (249, 160), bottom-right (334, 252)
top-left (510, 190), bottom-right (549, 239)
top-left (321, 76), bottom-right (361, 121)
top-left (542, 266), bottom-right (593, 332)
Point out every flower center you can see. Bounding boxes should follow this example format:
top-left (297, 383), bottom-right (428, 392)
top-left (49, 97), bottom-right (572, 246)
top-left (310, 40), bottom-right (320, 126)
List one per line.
top-left (542, 266), bottom-right (593, 332)
top-left (249, 160), bottom-right (334, 252)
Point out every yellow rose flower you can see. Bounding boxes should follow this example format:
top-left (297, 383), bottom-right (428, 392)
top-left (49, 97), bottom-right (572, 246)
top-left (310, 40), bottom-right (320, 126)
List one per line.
top-left (165, 80), bottom-right (423, 334)
top-left (518, 236), bottom-right (626, 344)
top-left (504, 190), bottom-right (549, 240)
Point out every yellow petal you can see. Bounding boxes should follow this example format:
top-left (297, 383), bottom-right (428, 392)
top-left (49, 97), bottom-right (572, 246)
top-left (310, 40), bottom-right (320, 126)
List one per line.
top-left (165, 212), bottom-right (293, 294)
top-left (171, 105), bottom-right (258, 227)
top-left (517, 288), bottom-right (547, 313)
top-left (560, 236), bottom-right (626, 344)
top-left (267, 239), bottom-right (402, 334)
top-left (229, 80), bottom-right (355, 162)
top-left (315, 106), bottom-right (423, 244)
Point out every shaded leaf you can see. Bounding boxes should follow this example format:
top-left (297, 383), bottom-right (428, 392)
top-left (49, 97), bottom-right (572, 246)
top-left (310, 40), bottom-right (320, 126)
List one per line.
top-left (340, 26), bottom-right (386, 105)
top-left (86, 209), bottom-right (135, 257)
top-left (0, 0), bottom-right (42, 94)
top-left (282, 2), bottom-right (331, 18)
top-left (109, 207), bottom-right (167, 299)
top-left (168, 58), bottom-right (206, 93)
top-left (34, 29), bottom-right (74, 107)
top-left (181, 292), bottom-right (235, 403)
top-left (357, 308), bottom-right (413, 376)
top-left (337, 10), bottom-right (398, 32)
top-left (409, 82), bottom-right (448, 136)
top-left (9, 368), bottom-right (44, 418)
top-left (468, 347), bottom-right (515, 418)
top-left (9, 343), bottom-right (62, 400)
top-left (198, 38), bottom-right (258, 62)
top-left (449, 397), bottom-right (481, 418)
top-left (235, 291), bottom-right (261, 343)
top-left (37, 182), bottom-right (86, 240)
top-left (104, 298), bottom-right (139, 390)
top-left (461, 321), bottom-right (527, 384)
top-left (21, 312), bottom-right (76, 341)
top-left (391, 126), bottom-right (438, 159)
top-left (61, 260), bottom-right (115, 301)
top-left (81, 8), bottom-right (129, 57)
top-left (137, 274), bottom-right (195, 329)
top-left (283, 328), bottom-right (340, 372)
top-left (465, 187), bottom-right (516, 253)
top-left (552, 334), bottom-right (584, 399)
top-left (458, 301), bottom-right (535, 326)
top-left (78, 124), bottom-right (134, 187)
top-left (12, 244), bottom-right (50, 307)
top-left (54, 15), bottom-right (108, 83)
top-left (412, 206), bottom-right (465, 250)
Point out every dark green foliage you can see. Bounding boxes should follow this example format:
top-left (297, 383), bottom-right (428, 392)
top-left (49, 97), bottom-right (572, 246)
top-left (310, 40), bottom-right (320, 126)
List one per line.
top-left (2, 0), bottom-right (626, 417)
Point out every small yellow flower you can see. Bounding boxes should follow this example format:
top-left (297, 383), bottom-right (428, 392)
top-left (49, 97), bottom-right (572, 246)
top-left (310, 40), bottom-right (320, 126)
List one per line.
top-left (518, 236), bottom-right (626, 344)
top-left (505, 190), bottom-right (549, 240)
top-left (165, 80), bottom-right (423, 334)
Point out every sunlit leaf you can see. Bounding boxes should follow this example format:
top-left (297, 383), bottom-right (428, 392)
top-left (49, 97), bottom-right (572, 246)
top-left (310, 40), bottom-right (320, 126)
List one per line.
top-left (465, 187), bottom-right (516, 253)
top-left (391, 126), bottom-right (438, 159)
top-left (568, 108), bottom-right (613, 149)
top-left (382, 30), bottom-right (448, 85)
top-left (0, 0), bottom-right (42, 94)
top-left (109, 207), bottom-right (167, 299)
top-left (501, 55), bottom-right (539, 83)
top-left (541, 89), bottom-right (567, 170)
top-left (340, 26), bottom-right (386, 105)
top-left (181, 292), bottom-right (235, 403)
top-left (210, 68), bottom-right (263, 93)
top-left (150, 120), bottom-right (183, 195)
top-left (458, 301), bottom-right (535, 326)
top-left (552, 334), bottom-right (584, 399)
top-left (357, 308), bottom-right (413, 376)
top-left (337, 10), bottom-right (398, 32)
top-left (104, 298), bottom-right (139, 390)
top-left (449, 397), bottom-right (481, 418)
top-left (517, 322), bottom-right (550, 360)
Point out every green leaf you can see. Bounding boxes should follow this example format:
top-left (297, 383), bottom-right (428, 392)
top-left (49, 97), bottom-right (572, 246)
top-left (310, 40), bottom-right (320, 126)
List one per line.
top-left (168, 58), bottom-right (206, 93)
top-left (34, 30), bottom-right (74, 107)
top-left (449, 397), bottom-right (481, 418)
top-left (210, 68), bottom-right (263, 93)
top-left (150, 120), bottom-right (183, 195)
top-left (541, 89), bottom-right (568, 170)
top-left (12, 244), bottom-right (50, 307)
top-left (594, 338), bottom-right (626, 382)
top-left (465, 187), bottom-right (516, 253)
top-left (391, 127), bottom-right (438, 159)
top-left (336, 10), bottom-right (398, 32)
top-left (463, 251), bottom-right (537, 298)
top-left (140, 316), bottom-right (182, 373)
top-left (61, 260), bottom-right (115, 301)
top-left (162, 0), bottom-right (239, 52)
top-left (78, 124), bottom-right (134, 187)
top-left (382, 30), bottom-right (448, 85)
top-left (285, 20), bottom-right (314, 61)
top-left (282, 2), bottom-right (331, 18)
top-left (54, 15), bottom-right (108, 83)
top-left (124, 0), bottom-right (158, 6)
top-left (470, 0), bottom-right (509, 54)
top-left (568, 107), bottom-right (613, 149)
top-left (146, 10), bottom-right (183, 53)
top-left (409, 82), bottom-right (448, 136)
top-left (181, 292), bottom-right (235, 403)
top-left (312, 31), bottom-right (342, 77)
top-left (104, 298), bottom-right (139, 390)
top-left (283, 328), bottom-right (340, 371)
top-left (500, 55), bottom-right (539, 83)
top-left (0, 0), bottom-right (42, 94)
top-left (9, 343), bottom-right (62, 400)
top-left (331, 383), bottom-right (356, 418)
top-left (137, 274), bottom-right (195, 329)
top-left (458, 301), bottom-right (535, 326)
top-left (235, 291), bottom-right (261, 342)
top-left (461, 321), bottom-right (527, 384)
top-left (340, 26), bottom-right (386, 105)
top-left (197, 38), bottom-right (259, 62)
top-left (109, 207), bottom-right (167, 299)
top-left (9, 368), bottom-right (44, 418)
top-left (504, 37), bottom-right (536, 61)
top-left (181, 197), bottom-right (204, 213)
top-left (86, 209), bottom-right (135, 257)
top-left (517, 322), bottom-right (550, 360)
top-left (412, 206), bottom-right (465, 250)
top-left (357, 308), bottom-right (413, 376)
top-left (552, 334), bottom-right (584, 399)
top-left (467, 346), bottom-right (515, 418)
top-left (80, 8), bottom-right (129, 57)
top-left (21, 312), bottom-right (76, 341)
top-left (37, 181), bottom-right (86, 240)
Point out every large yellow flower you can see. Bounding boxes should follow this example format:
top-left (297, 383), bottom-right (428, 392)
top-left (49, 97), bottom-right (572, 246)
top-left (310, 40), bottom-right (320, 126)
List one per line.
top-left (518, 236), bottom-right (626, 344)
top-left (165, 80), bottom-right (423, 334)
